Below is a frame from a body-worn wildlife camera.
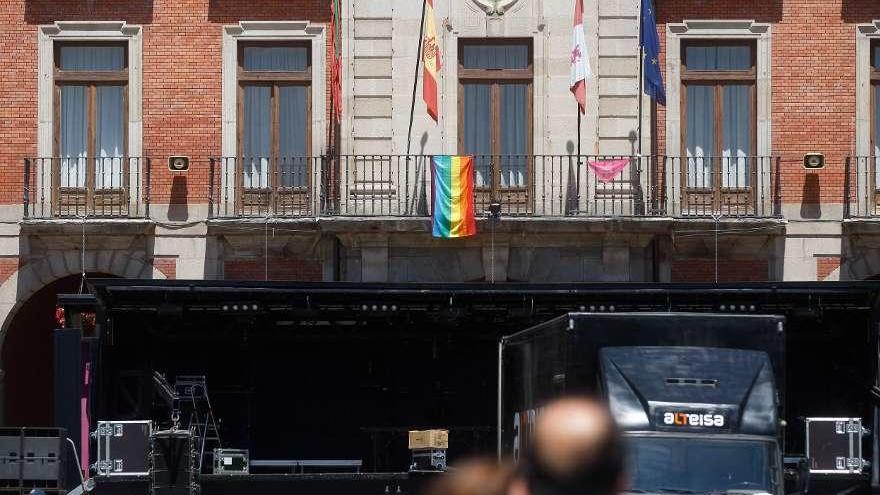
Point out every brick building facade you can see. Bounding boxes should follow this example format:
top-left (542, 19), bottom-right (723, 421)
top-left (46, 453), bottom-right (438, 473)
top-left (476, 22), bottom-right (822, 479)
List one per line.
top-left (1, 0), bottom-right (880, 421)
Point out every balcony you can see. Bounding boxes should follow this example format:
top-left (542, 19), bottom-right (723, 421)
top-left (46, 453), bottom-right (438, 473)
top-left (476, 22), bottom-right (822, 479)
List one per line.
top-left (23, 157), bottom-right (150, 219)
top-left (845, 156), bottom-right (880, 218)
top-left (208, 155), bottom-right (780, 220)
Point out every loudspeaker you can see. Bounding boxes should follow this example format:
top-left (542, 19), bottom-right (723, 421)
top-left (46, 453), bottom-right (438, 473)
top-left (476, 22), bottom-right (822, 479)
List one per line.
top-left (804, 153), bottom-right (825, 170)
top-left (53, 328), bottom-right (81, 491)
top-left (151, 430), bottom-right (197, 495)
top-left (0, 428), bottom-right (66, 490)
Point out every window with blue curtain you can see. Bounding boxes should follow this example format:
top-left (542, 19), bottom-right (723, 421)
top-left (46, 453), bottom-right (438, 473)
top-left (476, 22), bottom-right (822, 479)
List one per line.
top-left (459, 40), bottom-right (532, 192)
top-left (239, 42), bottom-right (311, 190)
top-left (683, 42), bottom-right (755, 191)
top-left (56, 43), bottom-right (127, 189)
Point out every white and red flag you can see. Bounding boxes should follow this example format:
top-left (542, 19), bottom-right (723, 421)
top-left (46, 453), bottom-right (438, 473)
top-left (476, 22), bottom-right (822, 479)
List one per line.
top-left (570, 0), bottom-right (592, 114)
top-left (423, 0), bottom-right (441, 122)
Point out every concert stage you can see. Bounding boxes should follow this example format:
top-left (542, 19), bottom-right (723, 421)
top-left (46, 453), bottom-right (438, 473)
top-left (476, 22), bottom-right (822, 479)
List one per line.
top-left (54, 281), bottom-right (880, 495)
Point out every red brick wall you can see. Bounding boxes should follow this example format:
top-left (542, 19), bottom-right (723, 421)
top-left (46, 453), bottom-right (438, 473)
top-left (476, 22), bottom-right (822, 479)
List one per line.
top-left (671, 259), bottom-right (769, 283)
top-left (0, 0), bottom-right (331, 206)
top-left (151, 257), bottom-right (177, 280)
top-left (656, 0), bottom-right (880, 207)
top-left (0, 258), bottom-right (21, 285)
top-left (224, 257), bottom-right (322, 281)
top-left (816, 255), bottom-right (842, 281)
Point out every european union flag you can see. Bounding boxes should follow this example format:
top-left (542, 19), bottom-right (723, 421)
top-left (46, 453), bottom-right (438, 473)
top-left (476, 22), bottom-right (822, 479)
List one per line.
top-left (640, 0), bottom-right (665, 105)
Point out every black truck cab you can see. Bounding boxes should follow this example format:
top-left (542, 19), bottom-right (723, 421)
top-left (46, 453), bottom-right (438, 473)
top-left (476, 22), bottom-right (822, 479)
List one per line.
top-left (500, 313), bottom-right (789, 495)
top-left (601, 346), bottom-right (783, 495)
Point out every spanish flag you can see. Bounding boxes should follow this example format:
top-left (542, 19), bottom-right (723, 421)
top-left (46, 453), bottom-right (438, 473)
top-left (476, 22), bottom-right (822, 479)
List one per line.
top-left (422, 0), bottom-right (441, 122)
top-left (432, 156), bottom-right (476, 238)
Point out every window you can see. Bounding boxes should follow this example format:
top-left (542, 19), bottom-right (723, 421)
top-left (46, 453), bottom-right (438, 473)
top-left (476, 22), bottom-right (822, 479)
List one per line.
top-left (872, 41), bottom-right (880, 189)
top-left (54, 43), bottom-right (127, 191)
top-left (458, 39), bottom-right (533, 210)
top-left (238, 42), bottom-right (311, 191)
top-left (682, 42), bottom-right (755, 192)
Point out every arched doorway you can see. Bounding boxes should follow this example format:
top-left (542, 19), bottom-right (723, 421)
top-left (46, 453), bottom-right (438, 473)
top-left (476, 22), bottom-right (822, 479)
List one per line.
top-left (2, 274), bottom-right (112, 427)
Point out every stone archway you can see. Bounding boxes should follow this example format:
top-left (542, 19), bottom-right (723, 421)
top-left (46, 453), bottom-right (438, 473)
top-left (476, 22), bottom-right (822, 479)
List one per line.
top-left (2, 274), bottom-right (113, 426)
top-left (0, 250), bottom-right (165, 425)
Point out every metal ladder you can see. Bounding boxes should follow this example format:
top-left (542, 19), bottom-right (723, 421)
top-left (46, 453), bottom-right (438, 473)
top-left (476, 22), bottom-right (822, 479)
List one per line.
top-left (175, 376), bottom-right (222, 472)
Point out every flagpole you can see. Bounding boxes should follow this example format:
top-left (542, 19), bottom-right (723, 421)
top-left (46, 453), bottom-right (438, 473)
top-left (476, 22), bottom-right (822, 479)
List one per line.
top-left (577, 109), bottom-right (581, 157)
top-left (406, 0), bottom-right (429, 157)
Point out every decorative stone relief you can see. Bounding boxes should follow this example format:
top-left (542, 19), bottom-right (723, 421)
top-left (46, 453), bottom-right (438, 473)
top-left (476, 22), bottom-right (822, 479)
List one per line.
top-left (470, 0), bottom-right (519, 15)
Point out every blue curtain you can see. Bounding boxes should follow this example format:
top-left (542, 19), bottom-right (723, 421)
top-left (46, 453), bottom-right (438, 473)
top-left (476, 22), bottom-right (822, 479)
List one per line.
top-left (279, 86), bottom-right (308, 187)
top-left (463, 84), bottom-right (491, 187)
top-left (243, 86), bottom-right (271, 188)
top-left (686, 85), bottom-right (714, 188)
top-left (243, 46), bottom-right (308, 71)
top-left (60, 86), bottom-right (87, 188)
top-left (59, 46), bottom-right (125, 71)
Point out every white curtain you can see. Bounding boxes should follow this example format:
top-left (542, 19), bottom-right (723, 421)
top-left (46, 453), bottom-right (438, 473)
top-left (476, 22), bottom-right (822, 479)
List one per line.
top-left (58, 46), bottom-right (126, 190)
top-left (500, 84), bottom-right (528, 187)
top-left (95, 86), bottom-right (125, 189)
top-left (463, 84), bottom-right (492, 187)
top-left (60, 86), bottom-right (87, 188)
top-left (722, 85), bottom-right (751, 188)
top-left (686, 85), bottom-right (714, 188)
top-left (685, 45), bottom-right (750, 71)
top-left (243, 46), bottom-right (308, 71)
top-left (59, 46), bottom-right (125, 71)
top-left (461, 44), bottom-right (528, 70)
top-left (279, 86), bottom-right (308, 187)
top-left (874, 85), bottom-right (880, 188)
top-left (243, 86), bottom-right (271, 189)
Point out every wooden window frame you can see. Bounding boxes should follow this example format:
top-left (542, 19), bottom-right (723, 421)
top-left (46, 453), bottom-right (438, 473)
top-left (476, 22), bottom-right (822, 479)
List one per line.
top-left (52, 41), bottom-right (130, 214)
top-left (237, 41), bottom-right (312, 191)
top-left (680, 40), bottom-right (758, 213)
top-left (235, 40), bottom-right (313, 216)
top-left (457, 38), bottom-right (534, 203)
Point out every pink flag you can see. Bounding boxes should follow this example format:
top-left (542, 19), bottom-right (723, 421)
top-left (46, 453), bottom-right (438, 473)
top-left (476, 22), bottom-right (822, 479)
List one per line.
top-left (570, 0), bottom-right (592, 114)
top-left (588, 159), bottom-right (629, 183)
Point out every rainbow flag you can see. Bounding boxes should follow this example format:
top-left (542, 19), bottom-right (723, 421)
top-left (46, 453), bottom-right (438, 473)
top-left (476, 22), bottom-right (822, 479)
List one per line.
top-left (431, 156), bottom-right (477, 238)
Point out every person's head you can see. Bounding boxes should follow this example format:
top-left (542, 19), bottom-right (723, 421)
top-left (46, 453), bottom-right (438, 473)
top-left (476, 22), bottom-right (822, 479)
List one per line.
top-left (422, 457), bottom-right (516, 495)
top-left (520, 397), bottom-right (626, 495)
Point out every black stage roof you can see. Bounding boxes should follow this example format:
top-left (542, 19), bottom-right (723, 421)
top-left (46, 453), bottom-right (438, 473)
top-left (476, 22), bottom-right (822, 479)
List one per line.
top-left (69, 280), bottom-right (880, 328)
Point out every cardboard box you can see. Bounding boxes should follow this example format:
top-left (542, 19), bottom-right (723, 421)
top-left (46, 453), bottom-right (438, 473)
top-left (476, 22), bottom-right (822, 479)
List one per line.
top-left (408, 430), bottom-right (449, 450)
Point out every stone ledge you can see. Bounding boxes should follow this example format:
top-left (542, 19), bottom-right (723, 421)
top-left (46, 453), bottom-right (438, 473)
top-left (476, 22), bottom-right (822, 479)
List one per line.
top-left (206, 216), bottom-right (677, 235)
top-left (19, 219), bottom-right (155, 236)
top-left (843, 218), bottom-right (880, 235)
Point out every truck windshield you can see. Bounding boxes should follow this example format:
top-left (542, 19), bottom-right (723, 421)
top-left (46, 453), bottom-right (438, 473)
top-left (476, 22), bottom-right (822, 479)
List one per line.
top-left (627, 436), bottom-right (774, 494)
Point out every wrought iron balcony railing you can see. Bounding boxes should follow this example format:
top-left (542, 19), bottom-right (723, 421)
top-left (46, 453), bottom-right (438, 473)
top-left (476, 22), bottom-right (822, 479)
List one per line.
top-left (845, 156), bottom-right (880, 218)
top-left (208, 157), bottom-right (320, 218)
top-left (208, 155), bottom-right (780, 220)
top-left (24, 157), bottom-right (151, 219)
top-left (666, 155), bottom-right (780, 218)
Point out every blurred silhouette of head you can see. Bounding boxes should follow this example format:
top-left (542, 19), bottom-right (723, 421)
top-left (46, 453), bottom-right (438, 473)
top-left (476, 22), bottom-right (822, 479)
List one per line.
top-left (520, 397), bottom-right (626, 495)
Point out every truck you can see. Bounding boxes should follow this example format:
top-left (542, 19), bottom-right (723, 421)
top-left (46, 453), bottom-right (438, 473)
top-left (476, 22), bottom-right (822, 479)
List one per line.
top-left (498, 312), bottom-right (807, 495)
